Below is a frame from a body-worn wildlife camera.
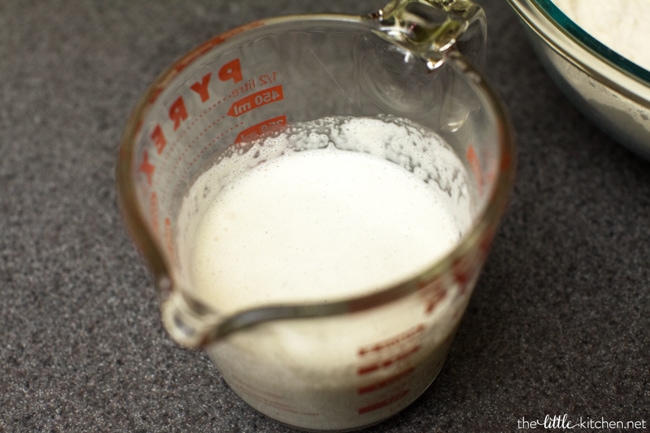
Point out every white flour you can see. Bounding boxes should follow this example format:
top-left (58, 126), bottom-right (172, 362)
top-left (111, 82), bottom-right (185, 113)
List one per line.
top-left (552, 0), bottom-right (650, 71)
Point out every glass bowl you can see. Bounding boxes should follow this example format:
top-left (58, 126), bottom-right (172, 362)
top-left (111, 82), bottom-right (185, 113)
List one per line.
top-left (507, 0), bottom-right (650, 159)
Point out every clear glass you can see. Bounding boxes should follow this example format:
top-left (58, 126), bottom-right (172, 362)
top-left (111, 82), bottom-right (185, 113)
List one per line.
top-left (507, 0), bottom-right (650, 160)
top-left (116, 1), bottom-right (515, 430)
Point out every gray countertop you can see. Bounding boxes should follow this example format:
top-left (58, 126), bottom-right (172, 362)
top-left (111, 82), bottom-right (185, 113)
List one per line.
top-left (1, 1), bottom-right (648, 432)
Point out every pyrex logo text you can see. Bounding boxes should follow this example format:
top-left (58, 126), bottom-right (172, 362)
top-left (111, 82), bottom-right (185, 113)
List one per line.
top-left (150, 58), bottom-right (243, 156)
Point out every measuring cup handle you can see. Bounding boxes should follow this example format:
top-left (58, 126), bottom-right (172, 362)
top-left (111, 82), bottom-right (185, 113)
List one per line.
top-left (371, 0), bottom-right (487, 69)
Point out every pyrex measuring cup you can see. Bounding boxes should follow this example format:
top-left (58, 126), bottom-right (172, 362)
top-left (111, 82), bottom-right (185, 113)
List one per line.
top-left (116, 0), bottom-right (515, 430)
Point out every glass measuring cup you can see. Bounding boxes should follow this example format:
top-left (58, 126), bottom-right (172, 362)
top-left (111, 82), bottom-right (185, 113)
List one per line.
top-left (116, 0), bottom-right (515, 430)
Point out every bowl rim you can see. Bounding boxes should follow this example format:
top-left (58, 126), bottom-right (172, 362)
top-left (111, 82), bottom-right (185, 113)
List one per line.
top-left (535, 0), bottom-right (650, 83)
top-left (507, 0), bottom-right (650, 103)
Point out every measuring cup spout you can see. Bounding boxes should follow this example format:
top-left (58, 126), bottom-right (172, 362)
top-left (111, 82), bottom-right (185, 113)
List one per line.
top-left (371, 0), bottom-right (487, 69)
top-left (160, 283), bottom-right (339, 347)
top-left (162, 286), bottom-right (355, 347)
top-left (163, 276), bottom-right (418, 347)
top-left (161, 290), bottom-right (322, 348)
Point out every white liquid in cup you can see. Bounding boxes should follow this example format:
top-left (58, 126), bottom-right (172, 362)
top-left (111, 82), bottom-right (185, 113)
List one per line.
top-left (176, 116), bottom-right (475, 430)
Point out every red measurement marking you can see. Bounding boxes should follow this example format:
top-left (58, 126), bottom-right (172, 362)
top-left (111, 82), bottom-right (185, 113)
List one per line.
top-left (258, 71), bottom-right (277, 86)
top-left (150, 192), bottom-right (159, 237)
top-left (357, 367), bottom-right (415, 395)
top-left (358, 389), bottom-right (410, 415)
top-left (151, 125), bottom-right (167, 155)
top-left (164, 218), bottom-right (173, 257)
top-left (218, 58), bottom-right (243, 84)
top-left (235, 115), bottom-right (287, 143)
top-left (171, 120), bottom-right (245, 202)
top-left (453, 258), bottom-right (474, 296)
top-left (466, 145), bottom-right (483, 195)
top-left (227, 85), bottom-right (283, 117)
top-left (358, 324), bottom-right (424, 356)
top-left (479, 226), bottom-right (496, 257)
top-left (169, 96), bottom-right (188, 131)
top-left (357, 345), bottom-right (421, 375)
top-left (138, 151), bottom-right (155, 186)
top-left (190, 73), bottom-right (212, 102)
top-left (423, 283), bottom-right (447, 315)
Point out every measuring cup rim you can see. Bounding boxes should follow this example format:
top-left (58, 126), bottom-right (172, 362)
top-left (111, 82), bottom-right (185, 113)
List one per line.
top-left (116, 11), bottom-right (516, 344)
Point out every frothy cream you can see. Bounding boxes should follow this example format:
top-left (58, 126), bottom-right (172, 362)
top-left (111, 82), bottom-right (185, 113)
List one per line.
top-left (190, 146), bottom-right (461, 310)
top-left (177, 116), bottom-right (473, 313)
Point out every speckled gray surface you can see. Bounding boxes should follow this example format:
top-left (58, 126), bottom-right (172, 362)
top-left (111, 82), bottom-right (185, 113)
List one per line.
top-left (1, 0), bottom-right (648, 432)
